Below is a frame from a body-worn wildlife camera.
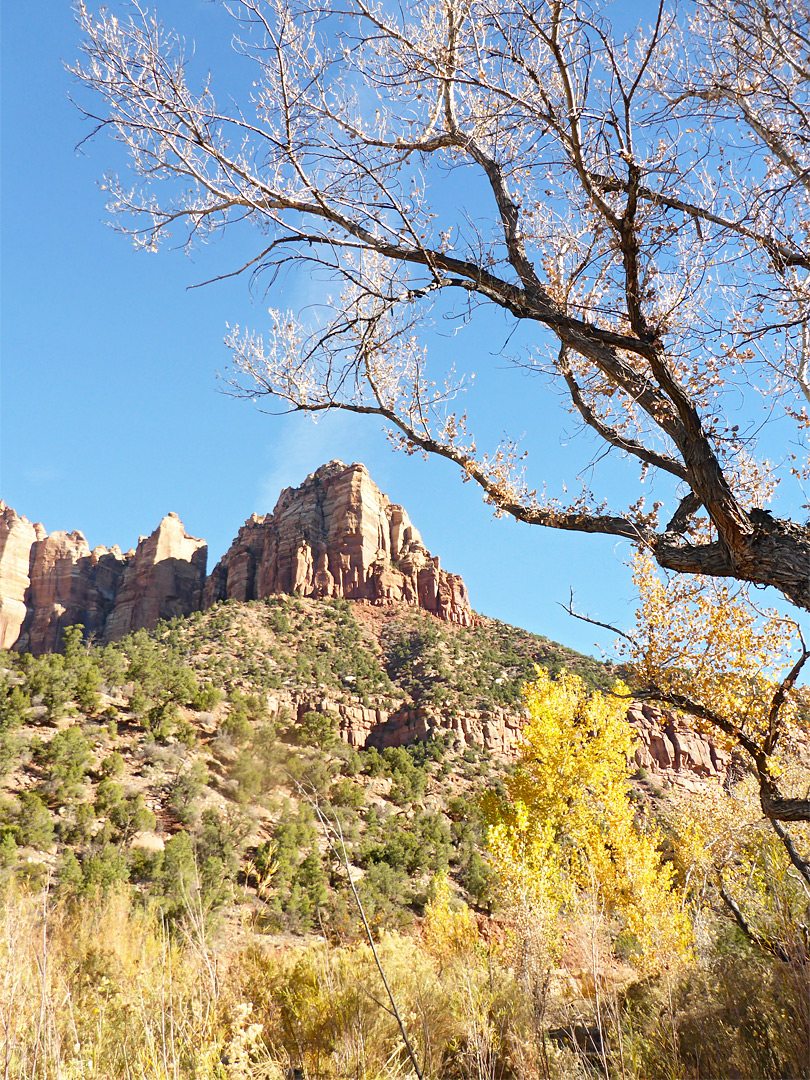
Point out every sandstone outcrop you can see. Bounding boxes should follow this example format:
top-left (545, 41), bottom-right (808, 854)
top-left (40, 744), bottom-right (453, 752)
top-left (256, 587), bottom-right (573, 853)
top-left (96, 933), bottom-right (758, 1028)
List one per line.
top-left (2, 475), bottom-right (728, 792)
top-left (268, 689), bottom-right (728, 789)
top-left (103, 515), bottom-right (208, 642)
top-left (2, 461), bottom-right (471, 651)
top-left (3, 511), bottom-right (207, 653)
top-left (0, 462), bottom-right (471, 650)
top-left (627, 701), bottom-right (730, 790)
top-left (205, 460), bottom-right (473, 625)
top-left (17, 531), bottom-right (125, 654)
top-left (0, 503), bottom-right (44, 649)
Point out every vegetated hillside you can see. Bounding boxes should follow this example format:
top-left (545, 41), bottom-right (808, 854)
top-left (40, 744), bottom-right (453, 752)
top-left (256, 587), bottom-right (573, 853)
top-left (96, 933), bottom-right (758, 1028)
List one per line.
top-left (4, 599), bottom-right (809, 1080)
top-left (178, 594), bottom-right (613, 707)
top-left (0, 596), bottom-right (611, 936)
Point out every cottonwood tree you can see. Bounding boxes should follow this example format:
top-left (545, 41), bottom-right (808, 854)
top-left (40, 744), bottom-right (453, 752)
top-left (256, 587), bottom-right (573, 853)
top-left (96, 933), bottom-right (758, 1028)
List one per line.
top-left (620, 554), bottom-right (810, 823)
top-left (485, 668), bottom-right (692, 970)
top-left (568, 560), bottom-right (810, 955)
top-left (73, 0), bottom-right (810, 605)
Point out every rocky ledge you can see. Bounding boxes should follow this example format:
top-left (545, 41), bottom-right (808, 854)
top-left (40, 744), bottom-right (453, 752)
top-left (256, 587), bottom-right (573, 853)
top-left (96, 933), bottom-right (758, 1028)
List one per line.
top-left (232, 687), bottom-right (730, 788)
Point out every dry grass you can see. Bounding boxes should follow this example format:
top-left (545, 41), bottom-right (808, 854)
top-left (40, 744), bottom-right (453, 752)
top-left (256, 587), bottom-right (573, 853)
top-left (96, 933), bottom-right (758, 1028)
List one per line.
top-left (0, 881), bottom-right (529, 1080)
top-left (2, 879), bottom-right (809, 1080)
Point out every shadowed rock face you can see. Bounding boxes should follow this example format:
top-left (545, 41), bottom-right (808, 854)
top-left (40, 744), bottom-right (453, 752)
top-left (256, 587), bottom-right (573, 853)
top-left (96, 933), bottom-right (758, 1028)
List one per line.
top-left (16, 531), bottom-right (124, 654)
top-left (626, 701), bottom-right (731, 791)
top-left (205, 460), bottom-right (474, 626)
top-left (1, 509), bottom-right (207, 654)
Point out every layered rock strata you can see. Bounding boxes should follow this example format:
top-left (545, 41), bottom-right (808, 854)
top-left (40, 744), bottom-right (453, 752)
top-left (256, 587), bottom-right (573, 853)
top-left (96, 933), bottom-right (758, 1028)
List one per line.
top-left (627, 701), bottom-right (731, 791)
top-left (1, 509), bottom-right (207, 654)
top-left (17, 531), bottom-right (127, 654)
top-left (2, 480), bottom-right (726, 788)
top-left (103, 514), bottom-right (208, 642)
top-left (0, 503), bottom-right (44, 649)
top-left (258, 689), bottom-right (729, 787)
top-left (206, 461), bottom-right (473, 625)
top-left (1, 461), bottom-right (472, 651)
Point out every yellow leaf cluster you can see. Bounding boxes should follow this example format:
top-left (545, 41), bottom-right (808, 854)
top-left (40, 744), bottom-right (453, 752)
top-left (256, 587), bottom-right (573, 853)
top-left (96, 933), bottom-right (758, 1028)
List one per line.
top-left (624, 554), bottom-right (800, 748)
top-left (485, 669), bottom-right (691, 970)
top-left (422, 871), bottom-right (479, 960)
top-left (667, 770), bottom-right (810, 957)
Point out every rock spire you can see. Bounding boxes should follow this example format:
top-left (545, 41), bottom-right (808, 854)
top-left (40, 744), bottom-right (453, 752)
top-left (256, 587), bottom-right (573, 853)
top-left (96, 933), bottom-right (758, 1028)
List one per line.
top-left (0, 460), bottom-right (472, 652)
top-left (205, 461), bottom-right (473, 625)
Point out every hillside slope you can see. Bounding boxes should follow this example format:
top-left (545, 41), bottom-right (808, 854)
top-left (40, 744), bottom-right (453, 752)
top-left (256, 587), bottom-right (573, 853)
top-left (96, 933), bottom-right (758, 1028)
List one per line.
top-left (0, 595), bottom-right (731, 941)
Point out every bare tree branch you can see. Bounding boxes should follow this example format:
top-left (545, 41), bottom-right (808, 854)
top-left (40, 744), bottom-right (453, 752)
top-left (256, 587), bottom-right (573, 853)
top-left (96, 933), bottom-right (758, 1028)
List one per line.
top-left (70, 0), bottom-right (810, 611)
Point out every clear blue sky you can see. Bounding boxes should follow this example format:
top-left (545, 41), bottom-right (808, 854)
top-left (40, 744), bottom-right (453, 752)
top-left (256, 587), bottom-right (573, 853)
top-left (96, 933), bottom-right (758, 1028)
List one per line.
top-left (2, 1), bottom-right (797, 658)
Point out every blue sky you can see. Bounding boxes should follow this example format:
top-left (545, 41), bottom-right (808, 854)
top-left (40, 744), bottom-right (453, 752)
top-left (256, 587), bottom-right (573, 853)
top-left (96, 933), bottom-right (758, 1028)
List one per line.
top-left (3, 1), bottom-right (796, 658)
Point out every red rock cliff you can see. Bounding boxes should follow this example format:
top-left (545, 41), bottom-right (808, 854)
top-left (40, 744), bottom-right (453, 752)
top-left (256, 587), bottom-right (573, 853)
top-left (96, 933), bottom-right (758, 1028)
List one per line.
top-left (103, 514), bottom-right (208, 642)
top-left (2, 511), bottom-right (207, 654)
top-left (0, 503), bottom-right (45, 649)
top-left (204, 461), bottom-right (473, 625)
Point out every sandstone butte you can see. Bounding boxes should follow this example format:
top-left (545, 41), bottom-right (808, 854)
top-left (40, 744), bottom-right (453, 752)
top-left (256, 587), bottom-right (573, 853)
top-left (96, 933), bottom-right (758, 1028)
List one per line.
top-left (0, 460), bottom-right (728, 787)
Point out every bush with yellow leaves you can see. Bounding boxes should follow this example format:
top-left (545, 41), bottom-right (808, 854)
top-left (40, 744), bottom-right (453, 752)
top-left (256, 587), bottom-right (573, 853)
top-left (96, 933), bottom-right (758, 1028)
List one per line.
top-left (485, 667), bottom-right (691, 971)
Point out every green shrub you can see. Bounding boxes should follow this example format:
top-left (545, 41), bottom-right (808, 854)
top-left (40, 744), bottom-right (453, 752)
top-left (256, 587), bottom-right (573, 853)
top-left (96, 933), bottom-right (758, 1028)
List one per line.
top-left (56, 849), bottom-right (83, 893)
top-left (0, 684), bottom-right (31, 732)
top-left (0, 733), bottom-right (22, 778)
top-left (35, 726), bottom-right (91, 799)
top-left (80, 843), bottom-right (130, 895)
top-left (94, 777), bottom-right (125, 815)
top-left (460, 852), bottom-right (491, 909)
top-left (291, 711), bottom-right (340, 750)
top-left (15, 792), bottom-right (55, 850)
top-left (154, 823), bottom-right (238, 920)
top-left (110, 793), bottom-right (156, 839)
top-left (381, 746), bottom-right (427, 805)
top-left (361, 811), bottom-right (450, 876)
top-left (146, 700), bottom-right (179, 740)
top-left (0, 831), bottom-right (19, 870)
top-left (221, 710), bottom-right (252, 744)
top-left (62, 802), bottom-right (96, 845)
top-left (194, 683), bottom-right (222, 711)
top-left (329, 778), bottom-right (366, 809)
top-left (170, 760), bottom-right (209, 821)
top-left (101, 751), bottom-right (125, 778)
top-left (20, 652), bottom-right (72, 720)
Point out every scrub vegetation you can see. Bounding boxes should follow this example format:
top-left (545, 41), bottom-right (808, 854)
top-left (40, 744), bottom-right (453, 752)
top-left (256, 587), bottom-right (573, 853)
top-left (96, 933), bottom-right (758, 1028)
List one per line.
top-left (1, 593), bottom-right (809, 1078)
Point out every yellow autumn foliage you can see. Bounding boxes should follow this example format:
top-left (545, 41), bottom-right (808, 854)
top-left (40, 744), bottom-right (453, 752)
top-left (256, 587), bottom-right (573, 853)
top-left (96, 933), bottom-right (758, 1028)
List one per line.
top-left (485, 668), bottom-right (691, 970)
top-left (625, 553), bottom-right (801, 750)
top-left (422, 871), bottom-right (479, 960)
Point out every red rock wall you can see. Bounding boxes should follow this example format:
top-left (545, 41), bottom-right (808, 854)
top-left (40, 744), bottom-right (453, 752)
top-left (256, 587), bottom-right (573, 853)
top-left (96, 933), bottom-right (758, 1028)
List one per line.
top-left (285, 691), bottom-right (728, 788)
top-left (17, 531), bottom-right (119, 654)
top-left (103, 515), bottom-right (207, 642)
top-left (0, 503), bottom-right (43, 649)
top-left (205, 461), bottom-right (474, 625)
top-left (627, 701), bottom-right (730, 791)
top-left (2, 511), bottom-right (207, 654)
top-left (2, 461), bottom-right (471, 652)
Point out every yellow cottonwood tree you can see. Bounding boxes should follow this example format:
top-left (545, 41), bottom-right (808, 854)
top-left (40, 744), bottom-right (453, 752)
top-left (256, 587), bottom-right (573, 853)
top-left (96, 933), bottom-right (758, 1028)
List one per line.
top-left (614, 553), bottom-right (810, 958)
top-left (669, 771), bottom-right (810, 967)
top-left (422, 872), bottom-right (479, 961)
top-left (485, 668), bottom-right (691, 971)
top-left (622, 554), bottom-right (810, 826)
